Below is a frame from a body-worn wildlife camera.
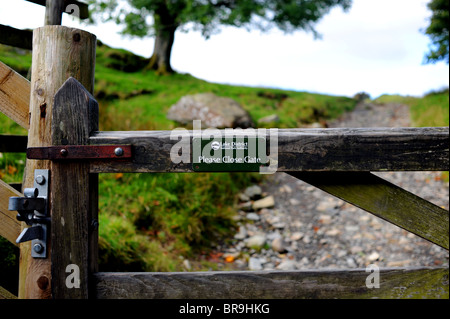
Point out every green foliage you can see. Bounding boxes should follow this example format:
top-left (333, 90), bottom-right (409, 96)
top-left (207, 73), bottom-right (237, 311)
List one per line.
top-left (88, 0), bottom-right (352, 73)
top-left (374, 88), bottom-right (449, 127)
top-left (0, 45), bottom-right (31, 78)
top-left (96, 41), bottom-right (148, 72)
top-left (98, 172), bottom-right (260, 260)
top-left (424, 0), bottom-right (449, 64)
top-left (98, 212), bottom-right (178, 271)
top-left (89, 0), bottom-right (352, 38)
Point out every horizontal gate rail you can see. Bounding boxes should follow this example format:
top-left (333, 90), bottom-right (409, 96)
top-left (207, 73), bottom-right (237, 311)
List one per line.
top-left (93, 267), bottom-right (449, 299)
top-left (88, 127), bottom-right (449, 173)
top-left (0, 135), bottom-right (28, 153)
top-left (0, 61), bottom-right (31, 130)
top-left (0, 25), bottom-right (33, 50)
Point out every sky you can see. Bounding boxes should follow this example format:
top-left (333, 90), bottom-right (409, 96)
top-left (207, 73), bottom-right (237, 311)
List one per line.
top-left (1, 0), bottom-right (449, 98)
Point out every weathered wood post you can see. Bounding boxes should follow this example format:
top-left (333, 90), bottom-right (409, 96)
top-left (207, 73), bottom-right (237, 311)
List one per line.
top-left (20, 25), bottom-right (96, 299)
top-left (45, 0), bottom-right (65, 25)
top-left (50, 77), bottom-right (99, 298)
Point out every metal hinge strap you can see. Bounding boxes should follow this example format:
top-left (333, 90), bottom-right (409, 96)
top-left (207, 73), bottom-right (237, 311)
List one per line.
top-left (27, 145), bottom-right (132, 160)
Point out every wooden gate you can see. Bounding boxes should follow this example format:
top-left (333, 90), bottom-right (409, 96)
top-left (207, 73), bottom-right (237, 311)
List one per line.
top-left (0, 22), bottom-right (448, 299)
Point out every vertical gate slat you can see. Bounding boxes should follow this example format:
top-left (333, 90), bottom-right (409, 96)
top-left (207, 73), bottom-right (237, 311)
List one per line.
top-left (50, 77), bottom-right (98, 298)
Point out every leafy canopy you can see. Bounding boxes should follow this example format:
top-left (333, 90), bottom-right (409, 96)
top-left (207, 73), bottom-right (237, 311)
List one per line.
top-left (424, 0), bottom-right (449, 64)
top-left (88, 0), bottom-right (352, 38)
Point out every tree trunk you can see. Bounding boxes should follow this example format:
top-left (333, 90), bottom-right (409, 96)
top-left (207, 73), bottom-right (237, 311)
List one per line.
top-left (147, 25), bottom-right (177, 75)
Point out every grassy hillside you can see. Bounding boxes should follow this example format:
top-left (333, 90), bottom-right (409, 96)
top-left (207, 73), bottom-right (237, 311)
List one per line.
top-left (2, 40), bottom-right (447, 293)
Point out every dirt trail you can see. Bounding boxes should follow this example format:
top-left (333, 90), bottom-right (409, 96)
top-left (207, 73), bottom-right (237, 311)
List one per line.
top-left (215, 101), bottom-right (449, 271)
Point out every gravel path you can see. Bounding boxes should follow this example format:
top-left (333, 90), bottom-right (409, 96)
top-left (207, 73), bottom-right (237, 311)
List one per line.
top-left (213, 101), bottom-right (449, 271)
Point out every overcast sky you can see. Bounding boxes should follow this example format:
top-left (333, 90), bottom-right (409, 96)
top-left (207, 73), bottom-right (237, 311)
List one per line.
top-left (1, 0), bottom-right (449, 98)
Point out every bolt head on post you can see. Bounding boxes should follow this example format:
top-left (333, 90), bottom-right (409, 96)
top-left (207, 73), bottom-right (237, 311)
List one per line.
top-left (33, 243), bottom-right (43, 254)
top-left (36, 175), bottom-right (46, 185)
top-left (114, 147), bottom-right (124, 157)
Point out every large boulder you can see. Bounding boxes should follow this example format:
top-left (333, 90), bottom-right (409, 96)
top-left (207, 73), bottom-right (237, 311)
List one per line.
top-left (167, 93), bottom-right (254, 128)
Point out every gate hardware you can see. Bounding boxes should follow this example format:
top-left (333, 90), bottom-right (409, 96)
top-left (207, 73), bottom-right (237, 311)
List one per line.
top-left (8, 169), bottom-right (50, 258)
top-left (26, 145), bottom-right (132, 161)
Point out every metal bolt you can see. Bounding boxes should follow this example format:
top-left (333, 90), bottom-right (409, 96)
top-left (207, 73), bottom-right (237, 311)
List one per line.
top-left (60, 149), bottom-right (68, 157)
top-left (35, 175), bottom-right (46, 185)
top-left (33, 243), bottom-right (43, 254)
top-left (114, 147), bottom-right (124, 157)
top-left (90, 219), bottom-right (99, 230)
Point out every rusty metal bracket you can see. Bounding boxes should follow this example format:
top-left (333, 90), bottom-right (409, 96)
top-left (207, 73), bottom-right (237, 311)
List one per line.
top-left (27, 145), bottom-right (132, 160)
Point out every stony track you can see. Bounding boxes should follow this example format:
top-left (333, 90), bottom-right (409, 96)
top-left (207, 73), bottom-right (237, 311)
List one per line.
top-left (213, 101), bottom-right (449, 271)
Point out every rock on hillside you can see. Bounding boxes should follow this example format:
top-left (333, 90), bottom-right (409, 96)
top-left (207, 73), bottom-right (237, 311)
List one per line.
top-left (167, 93), bottom-right (254, 128)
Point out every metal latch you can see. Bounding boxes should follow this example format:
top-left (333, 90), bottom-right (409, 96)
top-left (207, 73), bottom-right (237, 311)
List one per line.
top-left (8, 169), bottom-right (50, 258)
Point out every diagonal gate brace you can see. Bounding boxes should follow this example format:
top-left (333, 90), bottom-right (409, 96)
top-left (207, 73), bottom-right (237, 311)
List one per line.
top-left (289, 172), bottom-right (449, 250)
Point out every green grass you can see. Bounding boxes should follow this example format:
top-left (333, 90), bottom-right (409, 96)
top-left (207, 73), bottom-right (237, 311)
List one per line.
top-left (374, 89), bottom-right (449, 127)
top-left (0, 41), bottom-right (359, 277)
top-left (374, 89), bottom-right (449, 182)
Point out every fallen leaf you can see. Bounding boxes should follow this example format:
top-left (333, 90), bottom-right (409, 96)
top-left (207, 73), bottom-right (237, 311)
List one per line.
top-left (225, 256), bottom-right (235, 263)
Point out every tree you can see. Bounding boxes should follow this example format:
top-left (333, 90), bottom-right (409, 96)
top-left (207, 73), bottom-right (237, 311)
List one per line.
top-left (424, 0), bottom-right (449, 64)
top-left (88, 0), bottom-right (352, 75)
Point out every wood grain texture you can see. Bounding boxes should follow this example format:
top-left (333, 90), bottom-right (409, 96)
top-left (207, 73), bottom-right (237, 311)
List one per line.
top-left (45, 0), bottom-right (65, 25)
top-left (93, 267), bottom-right (449, 299)
top-left (50, 77), bottom-right (99, 299)
top-left (0, 179), bottom-right (21, 246)
top-left (27, 26), bottom-right (96, 149)
top-left (89, 127), bottom-right (449, 173)
top-left (19, 26), bottom-right (96, 299)
top-left (290, 172), bottom-right (449, 250)
top-left (0, 61), bottom-right (30, 130)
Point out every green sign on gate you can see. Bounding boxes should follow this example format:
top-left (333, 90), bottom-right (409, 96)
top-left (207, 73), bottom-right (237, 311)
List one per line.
top-left (192, 136), bottom-right (268, 172)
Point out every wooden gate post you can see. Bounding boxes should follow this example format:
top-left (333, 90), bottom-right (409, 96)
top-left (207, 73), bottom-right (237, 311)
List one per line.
top-left (20, 26), bottom-right (96, 299)
top-left (45, 0), bottom-right (65, 25)
top-left (50, 77), bottom-right (99, 298)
